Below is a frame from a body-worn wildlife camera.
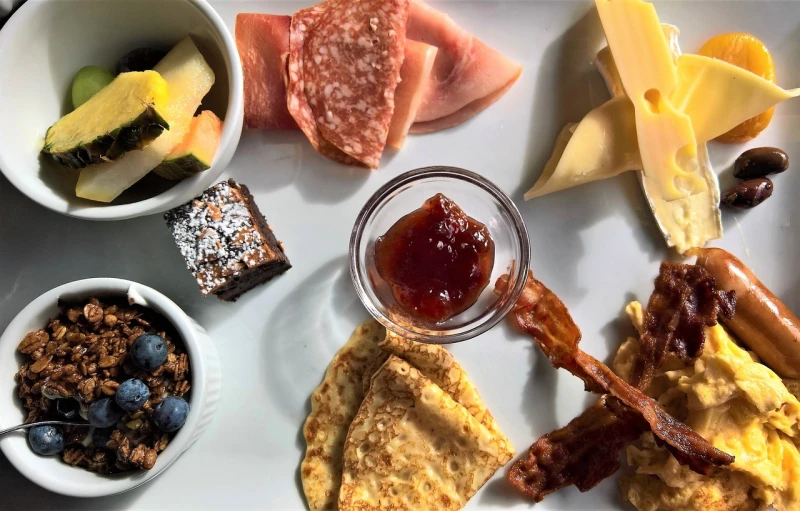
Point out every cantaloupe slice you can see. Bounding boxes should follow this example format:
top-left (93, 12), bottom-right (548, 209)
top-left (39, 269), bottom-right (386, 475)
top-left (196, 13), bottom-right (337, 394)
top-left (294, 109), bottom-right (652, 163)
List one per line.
top-left (76, 37), bottom-right (215, 202)
top-left (154, 110), bottom-right (222, 180)
top-left (386, 41), bottom-right (437, 149)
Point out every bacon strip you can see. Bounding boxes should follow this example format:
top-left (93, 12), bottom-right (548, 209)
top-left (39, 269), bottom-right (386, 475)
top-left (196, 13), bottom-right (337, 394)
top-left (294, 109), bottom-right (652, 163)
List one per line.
top-left (502, 272), bottom-right (734, 500)
top-left (507, 397), bottom-right (641, 502)
top-left (631, 262), bottom-right (736, 389)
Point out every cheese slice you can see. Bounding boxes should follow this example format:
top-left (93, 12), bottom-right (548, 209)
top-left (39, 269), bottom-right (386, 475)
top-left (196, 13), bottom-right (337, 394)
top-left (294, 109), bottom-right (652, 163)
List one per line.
top-left (525, 25), bottom-right (680, 201)
top-left (638, 144), bottom-right (721, 253)
top-left (524, 98), bottom-right (640, 199)
top-left (596, 0), bottom-right (706, 202)
top-left (525, 22), bottom-right (721, 252)
top-left (528, 22), bottom-right (800, 207)
top-left (672, 54), bottom-right (800, 143)
top-left (597, 26), bottom-right (722, 253)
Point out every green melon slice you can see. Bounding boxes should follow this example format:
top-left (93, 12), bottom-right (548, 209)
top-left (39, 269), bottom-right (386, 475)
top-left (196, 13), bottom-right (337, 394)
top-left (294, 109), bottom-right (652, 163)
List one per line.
top-left (76, 37), bottom-right (215, 202)
top-left (43, 71), bottom-right (169, 168)
top-left (154, 110), bottom-right (223, 180)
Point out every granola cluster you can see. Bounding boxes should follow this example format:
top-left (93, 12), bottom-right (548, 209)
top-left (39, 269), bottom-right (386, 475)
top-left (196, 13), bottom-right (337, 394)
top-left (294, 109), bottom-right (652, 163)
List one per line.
top-left (14, 297), bottom-right (190, 473)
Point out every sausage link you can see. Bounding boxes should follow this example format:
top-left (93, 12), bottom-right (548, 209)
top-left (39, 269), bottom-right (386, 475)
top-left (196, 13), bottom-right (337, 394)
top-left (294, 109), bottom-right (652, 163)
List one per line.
top-left (692, 248), bottom-right (800, 378)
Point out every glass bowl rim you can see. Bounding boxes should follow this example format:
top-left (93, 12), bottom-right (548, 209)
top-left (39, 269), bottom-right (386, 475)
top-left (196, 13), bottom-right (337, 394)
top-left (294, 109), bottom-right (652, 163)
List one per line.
top-left (349, 166), bottom-right (530, 344)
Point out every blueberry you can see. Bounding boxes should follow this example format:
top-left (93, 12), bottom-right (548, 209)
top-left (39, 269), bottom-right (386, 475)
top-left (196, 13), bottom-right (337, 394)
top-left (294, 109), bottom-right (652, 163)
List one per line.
top-left (115, 379), bottom-right (150, 412)
top-left (92, 427), bottom-right (114, 449)
top-left (152, 396), bottom-right (190, 432)
top-left (130, 333), bottom-right (168, 372)
top-left (88, 398), bottom-right (124, 428)
top-left (28, 425), bottom-right (65, 456)
top-left (56, 398), bottom-right (81, 420)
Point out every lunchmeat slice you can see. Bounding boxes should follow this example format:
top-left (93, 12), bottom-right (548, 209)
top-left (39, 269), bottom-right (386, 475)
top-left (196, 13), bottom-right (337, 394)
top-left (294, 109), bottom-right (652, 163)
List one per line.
top-left (236, 17), bottom-right (439, 141)
top-left (386, 40), bottom-right (437, 148)
top-left (236, 14), bottom-right (298, 130)
top-left (409, 76), bottom-right (517, 134)
top-left (407, 0), bottom-right (522, 129)
top-left (287, 0), bottom-right (410, 168)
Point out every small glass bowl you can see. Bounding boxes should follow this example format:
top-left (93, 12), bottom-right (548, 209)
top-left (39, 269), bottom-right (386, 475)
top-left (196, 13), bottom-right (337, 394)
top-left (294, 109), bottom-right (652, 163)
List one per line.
top-left (349, 166), bottom-right (530, 344)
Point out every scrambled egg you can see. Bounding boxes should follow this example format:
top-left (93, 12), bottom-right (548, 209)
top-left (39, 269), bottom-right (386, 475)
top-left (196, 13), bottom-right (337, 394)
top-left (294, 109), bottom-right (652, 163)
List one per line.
top-left (615, 302), bottom-right (800, 511)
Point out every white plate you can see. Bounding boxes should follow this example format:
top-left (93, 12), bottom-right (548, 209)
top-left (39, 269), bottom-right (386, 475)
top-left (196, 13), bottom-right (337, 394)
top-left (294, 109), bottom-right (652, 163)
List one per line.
top-left (1, 0), bottom-right (799, 509)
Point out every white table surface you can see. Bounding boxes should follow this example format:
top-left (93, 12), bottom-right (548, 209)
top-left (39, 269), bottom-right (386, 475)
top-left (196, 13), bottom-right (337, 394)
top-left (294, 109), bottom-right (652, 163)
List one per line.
top-left (2, 0), bottom-right (800, 509)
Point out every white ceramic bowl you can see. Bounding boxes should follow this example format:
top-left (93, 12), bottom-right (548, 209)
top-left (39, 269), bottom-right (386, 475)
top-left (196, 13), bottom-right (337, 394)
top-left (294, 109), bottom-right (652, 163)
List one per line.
top-left (0, 0), bottom-right (243, 220)
top-left (0, 278), bottom-right (222, 497)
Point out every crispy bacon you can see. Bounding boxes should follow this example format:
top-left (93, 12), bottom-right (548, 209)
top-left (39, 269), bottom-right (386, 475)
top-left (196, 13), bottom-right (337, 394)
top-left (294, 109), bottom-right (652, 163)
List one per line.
top-left (630, 262), bottom-right (736, 389)
top-left (507, 397), bottom-right (641, 502)
top-left (503, 271), bottom-right (734, 501)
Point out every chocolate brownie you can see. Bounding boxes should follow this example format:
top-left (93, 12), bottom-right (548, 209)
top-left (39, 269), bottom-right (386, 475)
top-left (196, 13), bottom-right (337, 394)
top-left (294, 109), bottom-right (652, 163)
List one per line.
top-left (164, 179), bottom-right (291, 301)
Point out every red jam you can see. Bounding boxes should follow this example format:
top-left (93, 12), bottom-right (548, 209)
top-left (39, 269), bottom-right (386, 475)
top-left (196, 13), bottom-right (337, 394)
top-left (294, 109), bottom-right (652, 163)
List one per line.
top-left (374, 194), bottom-right (495, 324)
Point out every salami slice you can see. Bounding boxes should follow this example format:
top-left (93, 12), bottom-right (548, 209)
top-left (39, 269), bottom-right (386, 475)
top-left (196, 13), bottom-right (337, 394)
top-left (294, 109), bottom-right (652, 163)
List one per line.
top-left (287, 0), bottom-right (410, 168)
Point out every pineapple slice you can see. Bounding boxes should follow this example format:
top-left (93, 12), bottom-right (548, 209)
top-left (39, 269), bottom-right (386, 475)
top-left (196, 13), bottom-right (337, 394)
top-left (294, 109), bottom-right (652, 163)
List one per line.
top-left (76, 37), bottom-right (215, 203)
top-left (154, 110), bottom-right (222, 180)
top-left (43, 71), bottom-right (169, 168)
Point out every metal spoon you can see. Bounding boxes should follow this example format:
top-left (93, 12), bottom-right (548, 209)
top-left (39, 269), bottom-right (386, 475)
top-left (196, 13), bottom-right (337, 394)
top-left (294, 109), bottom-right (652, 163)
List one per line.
top-left (0, 421), bottom-right (90, 437)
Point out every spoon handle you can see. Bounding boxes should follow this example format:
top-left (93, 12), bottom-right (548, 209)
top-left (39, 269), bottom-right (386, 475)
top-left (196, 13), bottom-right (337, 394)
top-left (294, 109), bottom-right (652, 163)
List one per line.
top-left (0, 421), bottom-right (89, 437)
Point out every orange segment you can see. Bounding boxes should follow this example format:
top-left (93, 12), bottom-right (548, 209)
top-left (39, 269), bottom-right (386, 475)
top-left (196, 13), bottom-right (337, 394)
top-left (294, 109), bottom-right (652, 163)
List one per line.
top-left (698, 33), bottom-right (776, 143)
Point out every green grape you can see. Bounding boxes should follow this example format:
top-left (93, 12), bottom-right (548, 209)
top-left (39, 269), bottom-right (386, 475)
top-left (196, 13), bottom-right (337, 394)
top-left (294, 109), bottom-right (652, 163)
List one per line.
top-left (71, 66), bottom-right (114, 110)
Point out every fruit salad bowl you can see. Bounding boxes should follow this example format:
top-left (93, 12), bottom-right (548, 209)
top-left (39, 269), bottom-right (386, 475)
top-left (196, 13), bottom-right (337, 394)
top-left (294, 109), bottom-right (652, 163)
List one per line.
top-left (0, 0), bottom-right (243, 221)
top-left (0, 278), bottom-right (222, 497)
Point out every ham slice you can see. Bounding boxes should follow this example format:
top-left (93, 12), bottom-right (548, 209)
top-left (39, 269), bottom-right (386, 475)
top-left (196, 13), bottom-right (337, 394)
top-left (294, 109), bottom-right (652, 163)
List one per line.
top-left (238, 1), bottom-right (520, 164)
top-left (235, 14), bottom-right (297, 130)
top-left (386, 40), bottom-right (438, 148)
top-left (407, 0), bottom-right (522, 129)
top-left (409, 76), bottom-right (517, 134)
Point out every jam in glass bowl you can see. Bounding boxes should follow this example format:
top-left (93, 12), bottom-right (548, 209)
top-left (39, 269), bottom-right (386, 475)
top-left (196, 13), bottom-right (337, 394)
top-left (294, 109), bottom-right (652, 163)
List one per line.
top-left (349, 166), bottom-right (530, 344)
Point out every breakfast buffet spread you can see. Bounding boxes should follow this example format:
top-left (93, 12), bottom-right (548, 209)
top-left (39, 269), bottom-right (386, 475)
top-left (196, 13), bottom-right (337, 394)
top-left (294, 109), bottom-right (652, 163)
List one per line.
top-left (1, 0), bottom-right (800, 509)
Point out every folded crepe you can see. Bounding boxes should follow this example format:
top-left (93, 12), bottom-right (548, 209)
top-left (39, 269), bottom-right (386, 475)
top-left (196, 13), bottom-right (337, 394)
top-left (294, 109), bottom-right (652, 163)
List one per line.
top-left (339, 356), bottom-right (515, 510)
top-left (379, 330), bottom-right (511, 450)
top-left (301, 320), bottom-right (514, 511)
top-left (301, 320), bottom-right (389, 511)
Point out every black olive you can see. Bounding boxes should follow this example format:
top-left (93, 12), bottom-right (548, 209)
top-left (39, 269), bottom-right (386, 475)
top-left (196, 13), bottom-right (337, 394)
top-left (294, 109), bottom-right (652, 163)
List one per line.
top-left (721, 178), bottom-right (774, 209)
top-left (733, 147), bottom-right (789, 179)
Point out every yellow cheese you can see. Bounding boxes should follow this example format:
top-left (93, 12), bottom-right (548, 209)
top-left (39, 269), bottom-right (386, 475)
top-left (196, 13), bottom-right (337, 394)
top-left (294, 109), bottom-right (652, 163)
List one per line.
top-left (525, 23), bottom-right (721, 252)
top-left (598, 24), bottom-right (721, 253)
top-left (525, 25), bottom-right (676, 201)
top-left (672, 54), bottom-right (800, 142)
top-left (524, 97), bottom-right (640, 199)
top-left (596, 0), bottom-right (706, 202)
top-left (638, 144), bottom-right (721, 253)
top-left (595, 0), bottom-right (676, 100)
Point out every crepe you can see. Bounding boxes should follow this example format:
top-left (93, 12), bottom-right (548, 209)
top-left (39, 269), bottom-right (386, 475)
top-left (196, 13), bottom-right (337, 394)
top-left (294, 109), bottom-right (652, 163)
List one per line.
top-left (380, 330), bottom-right (512, 451)
top-left (303, 321), bottom-right (514, 510)
top-left (301, 320), bottom-right (389, 511)
top-left (339, 356), bottom-right (515, 510)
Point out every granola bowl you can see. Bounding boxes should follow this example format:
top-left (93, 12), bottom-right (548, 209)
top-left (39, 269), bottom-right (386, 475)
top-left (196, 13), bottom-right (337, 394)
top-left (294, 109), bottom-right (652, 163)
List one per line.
top-left (0, 278), bottom-right (221, 497)
top-left (0, 0), bottom-right (243, 220)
